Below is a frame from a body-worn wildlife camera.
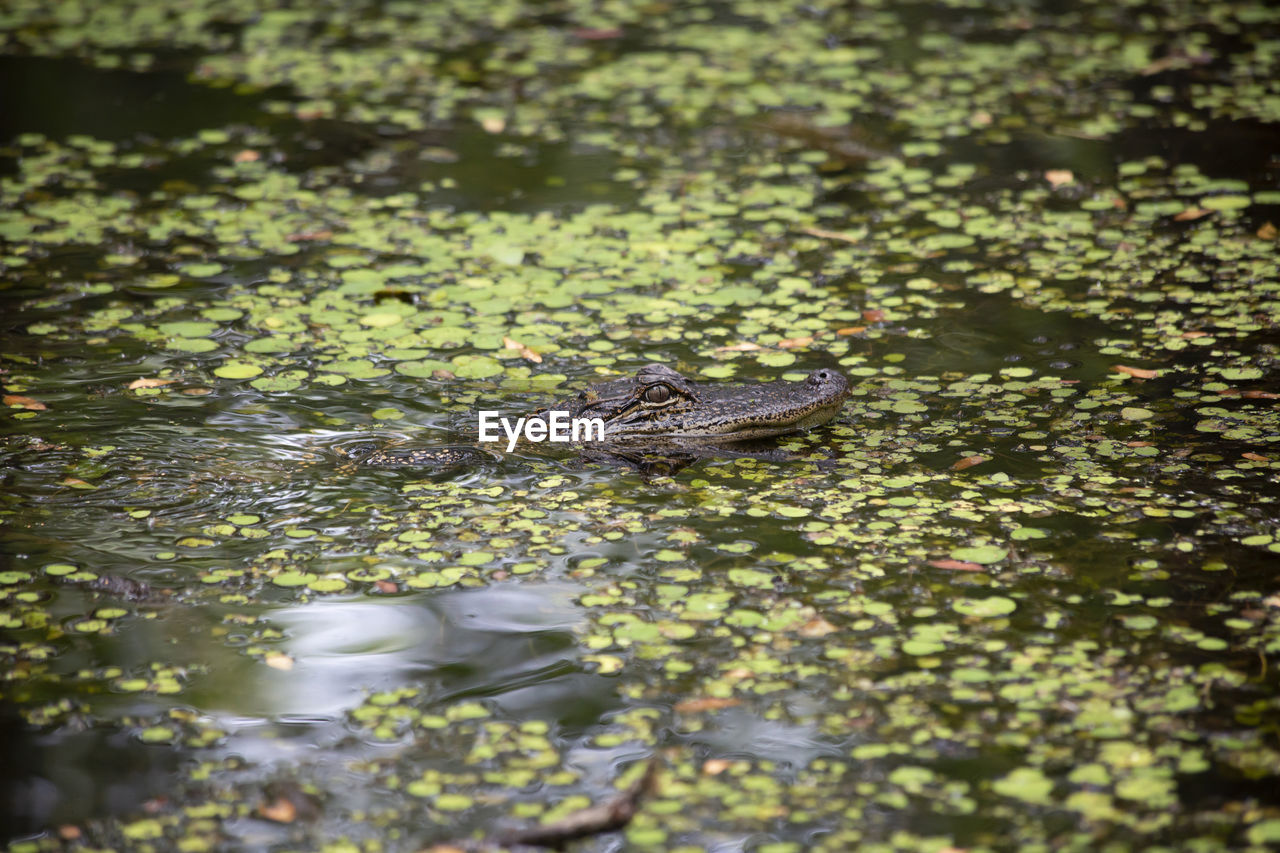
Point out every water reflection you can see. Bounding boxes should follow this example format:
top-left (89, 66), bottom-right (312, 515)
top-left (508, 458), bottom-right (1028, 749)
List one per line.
top-left (0, 714), bottom-right (184, 840)
top-left (3, 583), bottom-right (616, 839)
top-left (0, 55), bottom-right (266, 143)
top-left (197, 583), bottom-right (596, 719)
top-left (676, 707), bottom-right (841, 770)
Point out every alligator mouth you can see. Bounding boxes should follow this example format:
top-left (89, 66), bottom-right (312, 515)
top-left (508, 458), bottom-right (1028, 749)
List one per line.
top-left (696, 399), bottom-right (849, 439)
top-left (624, 401), bottom-right (847, 441)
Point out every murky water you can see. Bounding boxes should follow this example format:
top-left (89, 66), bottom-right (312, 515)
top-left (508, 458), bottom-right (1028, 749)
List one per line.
top-left (4, 2), bottom-right (1280, 850)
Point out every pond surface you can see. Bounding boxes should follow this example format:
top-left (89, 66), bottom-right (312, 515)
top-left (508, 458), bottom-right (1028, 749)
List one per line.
top-left (3, 1), bottom-right (1280, 850)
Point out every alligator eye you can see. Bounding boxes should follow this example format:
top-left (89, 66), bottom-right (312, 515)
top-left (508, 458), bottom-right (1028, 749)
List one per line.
top-left (643, 384), bottom-right (673, 404)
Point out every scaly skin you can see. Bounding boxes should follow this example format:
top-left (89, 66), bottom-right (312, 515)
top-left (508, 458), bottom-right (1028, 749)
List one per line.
top-left (530, 364), bottom-right (850, 443)
top-left (357, 363), bottom-right (851, 469)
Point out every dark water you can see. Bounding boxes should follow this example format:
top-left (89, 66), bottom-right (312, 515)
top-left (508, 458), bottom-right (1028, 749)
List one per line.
top-left (3, 4), bottom-right (1280, 851)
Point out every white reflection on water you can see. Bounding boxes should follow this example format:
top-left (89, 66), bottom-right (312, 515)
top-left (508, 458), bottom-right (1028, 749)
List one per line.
top-left (205, 582), bottom-right (587, 719)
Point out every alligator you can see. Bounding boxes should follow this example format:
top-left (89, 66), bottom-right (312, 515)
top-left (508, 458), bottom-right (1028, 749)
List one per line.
top-left (355, 363), bottom-right (850, 474)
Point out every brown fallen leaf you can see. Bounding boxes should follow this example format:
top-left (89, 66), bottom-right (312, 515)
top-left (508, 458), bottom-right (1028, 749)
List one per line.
top-left (674, 697), bottom-right (741, 714)
top-left (927, 559), bottom-right (984, 572)
top-left (1113, 364), bottom-right (1159, 379)
top-left (1139, 55), bottom-right (1184, 76)
top-left (141, 797), bottom-right (168, 814)
top-left (1242, 390), bottom-right (1280, 399)
top-left (128, 377), bottom-right (174, 390)
top-left (285, 229), bottom-right (333, 242)
top-left (59, 478), bottom-right (95, 489)
top-left (1173, 206), bottom-right (1211, 221)
top-left (572, 27), bottom-right (623, 39)
top-left (798, 616), bottom-right (838, 638)
top-left (1257, 222), bottom-right (1277, 240)
top-left (1125, 441), bottom-right (1155, 447)
top-left (258, 797), bottom-right (298, 824)
top-left (502, 336), bottom-right (542, 363)
top-left (263, 653), bottom-right (294, 671)
top-left (951, 455), bottom-right (988, 471)
top-left (1045, 169), bottom-right (1074, 188)
top-left (862, 309), bottom-right (885, 323)
top-left (800, 225), bottom-right (863, 243)
top-left (778, 336), bottom-right (814, 349)
top-left (4, 394), bottom-right (47, 410)
top-left (1243, 452), bottom-right (1270, 462)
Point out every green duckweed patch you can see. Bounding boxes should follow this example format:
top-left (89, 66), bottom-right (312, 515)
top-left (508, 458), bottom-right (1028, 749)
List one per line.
top-left (4, 0), bottom-right (1280, 850)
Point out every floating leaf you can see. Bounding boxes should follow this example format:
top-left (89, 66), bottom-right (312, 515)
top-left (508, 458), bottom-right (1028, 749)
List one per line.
top-left (954, 596), bottom-right (1017, 618)
top-left (4, 395), bottom-right (46, 410)
top-left (213, 362), bottom-right (263, 379)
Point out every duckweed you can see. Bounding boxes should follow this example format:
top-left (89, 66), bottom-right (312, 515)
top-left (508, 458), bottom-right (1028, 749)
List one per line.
top-left (4, 0), bottom-right (1280, 851)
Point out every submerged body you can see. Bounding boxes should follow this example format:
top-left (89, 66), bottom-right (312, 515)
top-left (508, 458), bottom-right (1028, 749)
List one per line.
top-left (357, 363), bottom-right (850, 469)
